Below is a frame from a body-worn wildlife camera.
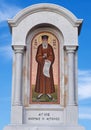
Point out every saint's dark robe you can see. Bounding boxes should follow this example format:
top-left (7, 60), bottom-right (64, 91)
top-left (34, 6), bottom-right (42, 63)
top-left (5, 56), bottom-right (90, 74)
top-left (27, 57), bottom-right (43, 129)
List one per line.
top-left (35, 44), bottom-right (55, 94)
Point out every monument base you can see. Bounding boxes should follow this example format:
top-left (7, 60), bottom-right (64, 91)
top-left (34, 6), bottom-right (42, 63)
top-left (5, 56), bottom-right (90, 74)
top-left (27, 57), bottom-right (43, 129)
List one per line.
top-left (4, 124), bottom-right (85, 130)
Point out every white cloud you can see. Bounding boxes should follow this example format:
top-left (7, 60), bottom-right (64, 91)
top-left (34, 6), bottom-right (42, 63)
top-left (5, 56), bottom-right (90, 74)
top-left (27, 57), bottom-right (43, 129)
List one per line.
top-left (0, 3), bottom-right (22, 22)
top-left (78, 70), bottom-right (91, 100)
top-left (0, 45), bottom-right (13, 60)
top-left (79, 107), bottom-right (91, 119)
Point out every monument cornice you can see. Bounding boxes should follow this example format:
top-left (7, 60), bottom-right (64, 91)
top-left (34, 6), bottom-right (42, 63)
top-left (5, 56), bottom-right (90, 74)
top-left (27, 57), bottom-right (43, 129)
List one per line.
top-left (64, 45), bottom-right (78, 52)
top-left (12, 45), bottom-right (26, 52)
top-left (8, 3), bottom-right (83, 34)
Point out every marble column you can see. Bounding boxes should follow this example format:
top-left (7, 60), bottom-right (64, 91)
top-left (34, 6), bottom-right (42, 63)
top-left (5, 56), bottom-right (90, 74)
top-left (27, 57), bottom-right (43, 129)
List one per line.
top-left (65, 46), bottom-right (78, 106)
top-left (12, 45), bottom-right (25, 106)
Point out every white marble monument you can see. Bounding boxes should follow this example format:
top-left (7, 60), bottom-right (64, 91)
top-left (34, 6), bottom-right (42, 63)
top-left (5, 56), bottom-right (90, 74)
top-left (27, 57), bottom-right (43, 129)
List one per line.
top-left (4, 3), bottom-right (85, 130)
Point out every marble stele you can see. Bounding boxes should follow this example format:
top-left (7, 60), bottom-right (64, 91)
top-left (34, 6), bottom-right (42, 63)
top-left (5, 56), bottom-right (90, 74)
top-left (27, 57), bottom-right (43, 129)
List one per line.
top-left (4, 3), bottom-right (85, 130)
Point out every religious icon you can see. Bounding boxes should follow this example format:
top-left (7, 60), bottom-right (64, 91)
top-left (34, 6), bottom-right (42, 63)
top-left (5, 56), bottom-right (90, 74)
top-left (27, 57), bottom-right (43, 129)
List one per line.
top-left (30, 32), bottom-right (60, 104)
top-left (35, 35), bottom-right (55, 100)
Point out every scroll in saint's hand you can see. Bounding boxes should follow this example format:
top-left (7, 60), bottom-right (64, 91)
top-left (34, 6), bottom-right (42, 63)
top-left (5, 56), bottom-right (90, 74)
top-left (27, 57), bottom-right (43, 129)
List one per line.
top-left (43, 60), bottom-right (51, 78)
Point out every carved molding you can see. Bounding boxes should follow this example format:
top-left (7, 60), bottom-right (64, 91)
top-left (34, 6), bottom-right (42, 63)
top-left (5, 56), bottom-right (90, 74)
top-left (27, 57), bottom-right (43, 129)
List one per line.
top-left (8, 3), bottom-right (83, 34)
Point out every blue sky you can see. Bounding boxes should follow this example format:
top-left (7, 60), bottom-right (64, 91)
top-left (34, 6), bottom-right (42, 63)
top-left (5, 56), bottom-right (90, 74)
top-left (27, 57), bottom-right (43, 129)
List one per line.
top-left (0, 0), bottom-right (91, 130)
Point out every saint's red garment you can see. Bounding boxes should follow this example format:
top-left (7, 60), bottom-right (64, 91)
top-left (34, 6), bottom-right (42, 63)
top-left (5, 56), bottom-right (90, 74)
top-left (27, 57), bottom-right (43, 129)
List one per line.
top-left (35, 44), bottom-right (55, 94)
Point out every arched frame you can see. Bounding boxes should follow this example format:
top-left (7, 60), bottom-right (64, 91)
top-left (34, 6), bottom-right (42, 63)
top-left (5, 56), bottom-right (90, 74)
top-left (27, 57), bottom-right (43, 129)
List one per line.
top-left (23, 24), bottom-right (66, 107)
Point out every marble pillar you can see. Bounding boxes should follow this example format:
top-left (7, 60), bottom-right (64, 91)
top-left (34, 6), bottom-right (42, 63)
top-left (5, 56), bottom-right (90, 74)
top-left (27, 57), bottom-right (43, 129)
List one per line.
top-left (12, 45), bottom-right (25, 106)
top-left (65, 46), bottom-right (78, 106)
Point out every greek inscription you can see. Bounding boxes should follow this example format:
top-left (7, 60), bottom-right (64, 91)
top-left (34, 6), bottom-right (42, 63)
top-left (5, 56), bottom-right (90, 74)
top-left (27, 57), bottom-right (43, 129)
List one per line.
top-left (28, 112), bottom-right (60, 121)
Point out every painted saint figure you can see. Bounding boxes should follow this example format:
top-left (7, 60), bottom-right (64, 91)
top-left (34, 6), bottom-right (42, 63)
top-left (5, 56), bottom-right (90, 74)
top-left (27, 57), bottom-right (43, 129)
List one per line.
top-left (35, 35), bottom-right (55, 99)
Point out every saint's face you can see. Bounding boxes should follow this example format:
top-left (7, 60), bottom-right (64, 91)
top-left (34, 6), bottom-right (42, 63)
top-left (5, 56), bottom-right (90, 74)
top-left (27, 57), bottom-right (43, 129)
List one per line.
top-left (42, 38), bottom-right (48, 44)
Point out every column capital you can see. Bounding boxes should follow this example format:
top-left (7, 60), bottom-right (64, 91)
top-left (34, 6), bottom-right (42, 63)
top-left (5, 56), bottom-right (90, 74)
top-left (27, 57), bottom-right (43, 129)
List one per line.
top-left (64, 45), bottom-right (78, 53)
top-left (12, 45), bottom-right (26, 53)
